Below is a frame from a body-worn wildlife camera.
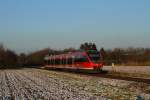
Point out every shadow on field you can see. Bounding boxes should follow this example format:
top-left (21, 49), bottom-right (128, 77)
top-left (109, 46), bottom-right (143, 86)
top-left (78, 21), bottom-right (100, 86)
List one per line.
top-left (0, 66), bottom-right (24, 70)
top-left (0, 66), bottom-right (40, 70)
top-left (43, 67), bottom-right (108, 75)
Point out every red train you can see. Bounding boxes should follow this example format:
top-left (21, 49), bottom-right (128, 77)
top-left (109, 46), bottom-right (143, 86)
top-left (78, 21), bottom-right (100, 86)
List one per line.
top-left (44, 48), bottom-right (103, 70)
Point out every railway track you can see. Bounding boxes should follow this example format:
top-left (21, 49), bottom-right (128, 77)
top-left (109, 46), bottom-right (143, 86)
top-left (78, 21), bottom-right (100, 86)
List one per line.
top-left (43, 68), bottom-right (150, 84)
top-left (94, 74), bottom-right (150, 84)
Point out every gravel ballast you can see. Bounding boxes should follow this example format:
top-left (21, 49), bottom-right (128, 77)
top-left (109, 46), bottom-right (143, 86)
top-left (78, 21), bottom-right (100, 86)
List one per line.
top-left (0, 68), bottom-right (150, 100)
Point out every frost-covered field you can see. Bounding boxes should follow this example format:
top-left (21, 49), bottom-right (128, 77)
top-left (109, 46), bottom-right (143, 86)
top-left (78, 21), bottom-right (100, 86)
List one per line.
top-left (0, 68), bottom-right (150, 100)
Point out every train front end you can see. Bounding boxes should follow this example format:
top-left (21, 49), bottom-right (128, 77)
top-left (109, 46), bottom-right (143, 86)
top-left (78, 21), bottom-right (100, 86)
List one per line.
top-left (86, 50), bottom-right (103, 70)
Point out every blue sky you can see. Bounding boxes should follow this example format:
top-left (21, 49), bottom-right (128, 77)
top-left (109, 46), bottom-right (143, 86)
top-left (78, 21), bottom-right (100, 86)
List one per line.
top-left (0, 0), bottom-right (150, 53)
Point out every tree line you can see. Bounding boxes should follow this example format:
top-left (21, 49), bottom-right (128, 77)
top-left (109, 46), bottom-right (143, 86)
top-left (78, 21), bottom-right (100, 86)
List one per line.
top-left (100, 47), bottom-right (150, 66)
top-left (0, 43), bottom-right (150, 69)
top-left (0, 44), bottom-right (18, 68)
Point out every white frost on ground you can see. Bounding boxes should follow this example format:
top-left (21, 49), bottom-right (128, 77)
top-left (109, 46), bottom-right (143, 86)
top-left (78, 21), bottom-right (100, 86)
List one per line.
top-left (0, 68), bottom-right (150, 100)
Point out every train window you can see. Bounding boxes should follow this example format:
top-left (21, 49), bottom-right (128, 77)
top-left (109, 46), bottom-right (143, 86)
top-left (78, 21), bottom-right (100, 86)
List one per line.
top-left (52, 59), bottom-right (54, 65)
top-left (62, 58), bottom-right (65, 64)
top-left (56, 59), bottom-right (60, 65)
top-left (68, 58), bottom-right (72, 64)
top-left (46, 60), bottom-right (49, 65)
top-left (55, 59), bottom-right (58, 65)
top-left (48, 59), bottom-right (50, 65)
top-left (74, 55), bottom-right (88, 62)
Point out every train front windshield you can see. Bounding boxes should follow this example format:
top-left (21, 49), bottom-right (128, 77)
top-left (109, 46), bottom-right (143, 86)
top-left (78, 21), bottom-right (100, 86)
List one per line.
top-left (87, 50), bottom-right (101, 63)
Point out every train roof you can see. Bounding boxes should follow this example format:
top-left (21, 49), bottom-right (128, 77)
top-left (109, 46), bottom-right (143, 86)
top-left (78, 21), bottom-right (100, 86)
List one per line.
top-left (45, 51), bottom-right (86, 59)
top-left (44, 49), bottom-right (99, 60)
